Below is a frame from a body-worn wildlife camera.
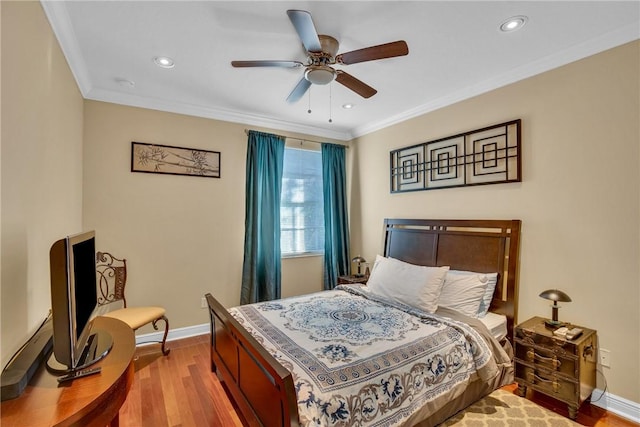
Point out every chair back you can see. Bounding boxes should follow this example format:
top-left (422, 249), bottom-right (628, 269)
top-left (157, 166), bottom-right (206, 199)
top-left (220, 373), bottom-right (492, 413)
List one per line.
top-left (96, 251), bottom-right (128, 308)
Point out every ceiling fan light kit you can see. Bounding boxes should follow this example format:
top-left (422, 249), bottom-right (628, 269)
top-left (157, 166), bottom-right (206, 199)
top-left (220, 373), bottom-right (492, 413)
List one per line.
top-left (231, 9), bottom-right (409, 104)
top-left (305, 66), bottom-right (336, 85)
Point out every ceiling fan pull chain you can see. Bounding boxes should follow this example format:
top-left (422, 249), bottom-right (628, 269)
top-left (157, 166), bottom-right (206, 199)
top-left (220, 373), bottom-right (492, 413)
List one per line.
top-left (328, 83), bottom-right (333, 123)
top-left (308, 87), bottom-right (312, 114)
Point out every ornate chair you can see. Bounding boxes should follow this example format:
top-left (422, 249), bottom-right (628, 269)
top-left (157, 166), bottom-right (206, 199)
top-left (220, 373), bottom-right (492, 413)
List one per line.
top-left (96, 252), bottom-right (170, 355)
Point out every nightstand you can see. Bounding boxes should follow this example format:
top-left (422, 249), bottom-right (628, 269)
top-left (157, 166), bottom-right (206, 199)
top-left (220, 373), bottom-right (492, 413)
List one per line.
top-left (337, 275), bottom-right (368, 285)
top-left (514, 316), bottom-right (597, 419)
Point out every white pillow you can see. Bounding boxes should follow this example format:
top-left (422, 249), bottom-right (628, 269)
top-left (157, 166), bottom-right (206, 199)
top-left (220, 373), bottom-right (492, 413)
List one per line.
top-left (438, 272), bottom-right (489, 317)
top-left (370, 254), bottom-right (385, 275)
top-left (446, 270), bottom-right (498, 317)
top-left (366, 256), bottom-right (449, 313)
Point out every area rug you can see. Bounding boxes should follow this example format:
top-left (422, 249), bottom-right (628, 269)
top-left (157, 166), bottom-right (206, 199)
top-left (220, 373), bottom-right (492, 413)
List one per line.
top-left (439, 389), bottom-right (580, 426)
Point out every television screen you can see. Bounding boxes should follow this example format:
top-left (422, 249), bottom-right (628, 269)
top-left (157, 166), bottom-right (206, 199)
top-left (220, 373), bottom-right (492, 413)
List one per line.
top-left (70, 237), bottom-right (97, 342)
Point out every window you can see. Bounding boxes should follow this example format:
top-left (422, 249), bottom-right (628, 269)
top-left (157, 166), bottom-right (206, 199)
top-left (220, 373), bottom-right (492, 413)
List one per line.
top-left (280, 147), bottom-right (324, 256)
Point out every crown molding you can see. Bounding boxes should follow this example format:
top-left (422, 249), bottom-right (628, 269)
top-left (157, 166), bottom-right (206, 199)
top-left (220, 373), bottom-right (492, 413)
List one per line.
top-left (86, 88), bottom-right (353, 141)
top-left (40, 1), bottom-right (92, 96)
top-left (351, 22), bottom-right (640, 139)
top-left (41, 1), bottom-right (351, 141)
top-left (42, 0), bottom-right (637, 143)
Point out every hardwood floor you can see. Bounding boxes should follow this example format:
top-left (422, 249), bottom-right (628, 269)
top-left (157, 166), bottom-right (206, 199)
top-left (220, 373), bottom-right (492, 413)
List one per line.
top-left (119, 335), bottom-right (638, 427)
top-left (119, 335), bottom-right (242, 427)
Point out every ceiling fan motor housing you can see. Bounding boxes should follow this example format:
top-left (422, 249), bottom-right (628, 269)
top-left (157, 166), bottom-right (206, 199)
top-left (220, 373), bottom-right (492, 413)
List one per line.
top-left (318, 35), bottom-right (339, 57)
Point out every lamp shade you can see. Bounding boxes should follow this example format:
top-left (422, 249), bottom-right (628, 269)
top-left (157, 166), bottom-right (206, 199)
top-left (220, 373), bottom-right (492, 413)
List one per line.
top-left (539, 289), bottom-right (572, 303)
top-left (539, 289), bottom-right (571, 327)
top-left (351, 256), bottom-right (366, 264)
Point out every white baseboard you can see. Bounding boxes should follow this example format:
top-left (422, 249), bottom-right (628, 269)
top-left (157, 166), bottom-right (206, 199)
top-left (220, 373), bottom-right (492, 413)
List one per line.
top-left (134, 323), bottom-right (209, 346)
top-left (592, 388), bottom-right (640, 424)
top-left (136, 326), bottom-right (640, 424)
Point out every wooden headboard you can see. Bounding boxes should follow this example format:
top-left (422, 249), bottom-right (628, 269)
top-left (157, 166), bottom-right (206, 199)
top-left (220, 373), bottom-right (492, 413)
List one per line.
top-left (383, 218), bottom-right (521, 341)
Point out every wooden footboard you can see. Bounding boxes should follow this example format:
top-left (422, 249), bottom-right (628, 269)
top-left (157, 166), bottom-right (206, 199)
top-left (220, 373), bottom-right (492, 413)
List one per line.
top-left (205, 293), bottom-right (299, 427)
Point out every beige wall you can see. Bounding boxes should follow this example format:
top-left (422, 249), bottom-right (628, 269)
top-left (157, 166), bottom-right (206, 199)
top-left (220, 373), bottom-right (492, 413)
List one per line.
top-left (351, 41), bottom-right (639, 403)
top-left (82, 101), bottom-right (330, 333)
top-left (1, 1), bottom-right (84, 367)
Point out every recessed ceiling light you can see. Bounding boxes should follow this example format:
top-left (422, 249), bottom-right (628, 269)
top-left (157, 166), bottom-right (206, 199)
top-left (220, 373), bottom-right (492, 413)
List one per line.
top-left (342, 103), bottom-right (354, 109)
top-left (499, 15), bottom-right (528, 32)
top-left (153, 56), bottom-right (175, 68)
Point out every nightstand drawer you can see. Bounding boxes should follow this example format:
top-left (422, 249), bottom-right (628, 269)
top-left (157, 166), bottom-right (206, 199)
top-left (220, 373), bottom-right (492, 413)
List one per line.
top-left (516, 364), bottom-right (578, 403)
top-left (516, 328), bottom-right (578, 358)
top-left (514, 340), bottom-right (577, 378)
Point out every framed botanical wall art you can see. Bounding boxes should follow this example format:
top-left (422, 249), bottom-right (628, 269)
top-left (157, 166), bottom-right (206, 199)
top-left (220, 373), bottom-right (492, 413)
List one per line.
top-left (390, 119), bottom-right (521, 193)
top-left (131, 141), bottom-right (221, 178)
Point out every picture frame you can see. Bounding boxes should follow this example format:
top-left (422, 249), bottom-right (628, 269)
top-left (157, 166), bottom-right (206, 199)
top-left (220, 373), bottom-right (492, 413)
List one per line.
top-left (131, 141), bottom-right (220, 178)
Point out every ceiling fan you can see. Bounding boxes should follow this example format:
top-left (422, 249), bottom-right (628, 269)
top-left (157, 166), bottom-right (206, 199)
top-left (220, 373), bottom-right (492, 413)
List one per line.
top-left (231, 9), bottom-right (409, 103)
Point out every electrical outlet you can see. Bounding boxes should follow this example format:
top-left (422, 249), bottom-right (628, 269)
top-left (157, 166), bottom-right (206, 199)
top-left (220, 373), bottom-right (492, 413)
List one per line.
top-left (599, 348), bottom-right (611, 368)
top-left (201, 297), bottom-right (207, 309)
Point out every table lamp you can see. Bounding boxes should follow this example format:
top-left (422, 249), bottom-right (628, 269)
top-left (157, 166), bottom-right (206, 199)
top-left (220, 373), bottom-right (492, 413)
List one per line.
top-left (352, 256), bottom-right (367, 277)
top-left (539, 289), bottom-right (572, 328)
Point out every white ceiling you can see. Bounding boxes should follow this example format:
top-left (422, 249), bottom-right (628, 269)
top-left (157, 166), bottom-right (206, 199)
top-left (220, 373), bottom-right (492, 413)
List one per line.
top-left (42, 1), bottom-right (639, 141)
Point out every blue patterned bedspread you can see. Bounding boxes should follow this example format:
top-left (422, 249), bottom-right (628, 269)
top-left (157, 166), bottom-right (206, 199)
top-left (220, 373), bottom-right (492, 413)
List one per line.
top-left (229, 285), bottom-right (503, 427)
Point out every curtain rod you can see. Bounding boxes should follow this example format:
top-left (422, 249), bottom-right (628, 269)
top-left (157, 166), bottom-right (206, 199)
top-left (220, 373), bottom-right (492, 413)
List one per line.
top-left (243, 129), bottom-right (349, 148)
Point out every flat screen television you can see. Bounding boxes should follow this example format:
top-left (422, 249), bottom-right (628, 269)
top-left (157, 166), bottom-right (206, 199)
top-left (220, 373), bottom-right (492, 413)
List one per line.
top-left (48, 230), bottom-right (112, 373)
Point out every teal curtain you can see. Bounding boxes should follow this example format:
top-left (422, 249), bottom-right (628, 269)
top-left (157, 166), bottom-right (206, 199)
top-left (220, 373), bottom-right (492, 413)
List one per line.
top-left (321, 143), bottom-right (350, 290)
top-left (240, 131), bottom-right (285, 304)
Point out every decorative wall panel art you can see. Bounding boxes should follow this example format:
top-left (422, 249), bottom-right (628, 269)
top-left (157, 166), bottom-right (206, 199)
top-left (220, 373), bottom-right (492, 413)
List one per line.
top-left (390, 120), bottom-right (520, 193)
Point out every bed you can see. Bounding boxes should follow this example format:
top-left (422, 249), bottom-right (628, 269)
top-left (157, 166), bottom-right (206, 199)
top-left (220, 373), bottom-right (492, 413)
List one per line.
top-left (206, 218), bottom-right (521, 427)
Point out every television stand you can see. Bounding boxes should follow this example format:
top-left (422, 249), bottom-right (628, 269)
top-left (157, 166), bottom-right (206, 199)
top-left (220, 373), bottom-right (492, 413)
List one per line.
top-left (46, 329), bottom-right (113, 374)
top-left (1, 317), bottom-right (135, 427)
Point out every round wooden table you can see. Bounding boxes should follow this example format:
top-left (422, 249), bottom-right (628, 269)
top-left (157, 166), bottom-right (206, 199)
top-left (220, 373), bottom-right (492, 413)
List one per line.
top-left (0, 316), bottom-right (135, 427)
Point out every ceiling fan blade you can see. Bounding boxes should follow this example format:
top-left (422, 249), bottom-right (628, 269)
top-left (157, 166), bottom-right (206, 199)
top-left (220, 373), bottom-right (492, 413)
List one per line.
top-left (231, 60), bottom-right (303, 68)
top-left (286, 77), bottom-right (312, 103)
top-left (287, 10), bottom-right (322, 53)
top-left (335, 71), bottom-right (377, 98)
top-left (337, 40), bottom-right (409, 65)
